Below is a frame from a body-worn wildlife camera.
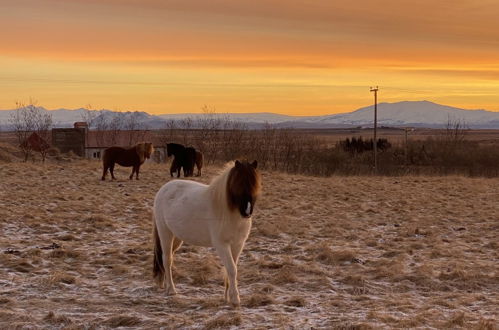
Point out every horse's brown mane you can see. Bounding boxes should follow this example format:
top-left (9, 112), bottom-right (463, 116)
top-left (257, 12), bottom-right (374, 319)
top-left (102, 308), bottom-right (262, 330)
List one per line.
top-left (135, 142), bottom-right (154, 163)
top-left (226, 160), bottom-right (260, 211)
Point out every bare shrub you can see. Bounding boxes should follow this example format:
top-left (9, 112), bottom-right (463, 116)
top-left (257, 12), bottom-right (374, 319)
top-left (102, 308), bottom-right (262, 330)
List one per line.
top-left (9, 101), bottom-right (53, 162)
top-left (245, 293), bottom-right (275, 307)
top-left (205, 312), bottom-right (242, 329)
top-left (158, 109), bottom-right (499, 177)
top-left (284, 296), bottom-right (306, 307)
top-left (103, 315), bottom-right (142, 327)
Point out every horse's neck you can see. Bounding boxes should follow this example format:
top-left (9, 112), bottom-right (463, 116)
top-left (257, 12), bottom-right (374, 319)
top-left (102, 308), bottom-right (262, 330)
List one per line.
top-left (207, 168), bottom-right (235, 220)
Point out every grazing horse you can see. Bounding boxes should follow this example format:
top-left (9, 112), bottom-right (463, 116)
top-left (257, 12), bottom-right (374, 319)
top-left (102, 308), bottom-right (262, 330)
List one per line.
top-left (167, 143), bottom-right (196, 177)
top-left (153, 160), bottom-right (261, 306)
top-left (101, 142), bottom-right (154, 180)
top-left (195, 150), bottom-right (204, 176)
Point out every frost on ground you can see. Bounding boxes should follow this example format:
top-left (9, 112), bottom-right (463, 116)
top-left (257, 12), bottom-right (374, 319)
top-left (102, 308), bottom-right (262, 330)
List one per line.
top-left (0, 161), bottom-right (497, 329)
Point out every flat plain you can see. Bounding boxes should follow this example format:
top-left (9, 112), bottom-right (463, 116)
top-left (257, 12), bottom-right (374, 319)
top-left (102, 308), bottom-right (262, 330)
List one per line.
top-left (0, 160), bottom-right (497, 329)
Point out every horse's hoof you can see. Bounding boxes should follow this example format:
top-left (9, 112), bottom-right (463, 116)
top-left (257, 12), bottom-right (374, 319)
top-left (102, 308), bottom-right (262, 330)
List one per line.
top-left (166, 289), bottom-right (177, 296)
top-left (229, 301), bottom-right (240, 308)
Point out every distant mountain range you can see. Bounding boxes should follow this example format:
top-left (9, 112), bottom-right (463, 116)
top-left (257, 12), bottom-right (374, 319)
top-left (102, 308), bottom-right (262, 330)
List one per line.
top-left (1, 101), bottom-right (499, 129)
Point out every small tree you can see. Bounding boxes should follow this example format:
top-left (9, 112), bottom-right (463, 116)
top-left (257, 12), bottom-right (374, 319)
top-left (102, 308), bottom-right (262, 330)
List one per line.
top-left (80, 105), bottom-right (99, 129)
top-left (104, 112), bottom-right (124, 146)
top-left (9, 101), bottom-right (52, 162)
top-left (124, 112), bottom-right (148, 146)
top-left (34, 109), bottom-right (53, 162)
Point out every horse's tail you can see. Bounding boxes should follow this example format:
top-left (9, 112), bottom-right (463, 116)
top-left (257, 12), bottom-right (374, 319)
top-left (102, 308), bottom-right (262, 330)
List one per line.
top-left (152, 214), bottom-right (165, 284)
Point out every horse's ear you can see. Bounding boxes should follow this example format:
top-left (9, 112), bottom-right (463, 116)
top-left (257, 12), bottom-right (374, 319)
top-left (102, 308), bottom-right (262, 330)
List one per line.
top-left (235, 160), bottom-right (241, 168)
top-left (251, 160), bottom-right (258, 169)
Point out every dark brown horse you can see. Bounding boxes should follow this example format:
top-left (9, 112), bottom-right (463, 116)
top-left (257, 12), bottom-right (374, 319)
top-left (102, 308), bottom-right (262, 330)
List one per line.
top-left (167, 143), bottom-right (197, 177)
top-left (101, 142), bottom-right (154, 180)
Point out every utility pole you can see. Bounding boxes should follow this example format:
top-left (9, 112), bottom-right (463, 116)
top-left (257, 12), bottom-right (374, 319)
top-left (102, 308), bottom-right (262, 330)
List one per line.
top-left (370, 86), bottom-right (378, 174)
top-left (404, 127), bottom-right (414, 166)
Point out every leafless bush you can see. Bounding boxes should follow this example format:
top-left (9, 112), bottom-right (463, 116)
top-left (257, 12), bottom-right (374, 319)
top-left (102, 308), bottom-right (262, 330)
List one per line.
top-left (82, 108), bottom-right (148, 147)
top-left (80, 105), bottom-right (99, 128)
top-left (9, 101), bottom-right (53, 162)
top-left (158, 110), bottom-right (498, 177)
top-left (443, 116), bottom-right (468, 146)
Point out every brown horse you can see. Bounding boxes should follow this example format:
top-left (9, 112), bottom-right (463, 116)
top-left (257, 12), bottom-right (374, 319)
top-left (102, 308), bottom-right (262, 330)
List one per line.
top-left (101, 142), bottom-right (154, 180)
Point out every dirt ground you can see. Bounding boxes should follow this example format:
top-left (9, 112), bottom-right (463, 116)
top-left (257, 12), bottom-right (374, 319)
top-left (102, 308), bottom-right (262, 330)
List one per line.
top-left (0, 160), bottom-right (497, 329)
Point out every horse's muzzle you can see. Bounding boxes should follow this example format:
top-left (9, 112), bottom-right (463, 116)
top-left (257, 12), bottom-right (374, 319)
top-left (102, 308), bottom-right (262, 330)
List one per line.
top-left (240, 201), bottom-right (252, 218)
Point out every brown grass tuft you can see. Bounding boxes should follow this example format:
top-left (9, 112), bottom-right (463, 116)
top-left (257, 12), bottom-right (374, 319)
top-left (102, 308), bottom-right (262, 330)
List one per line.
top-left (245, 293), bottom-right (275, 308)
top-left (309, 242), bottom-right (359, 265)
top-left (474, 318), bottom-right (497, 330)
top-left (272, 265), bottom-right (298, 284)
top-left (204, 312), bottom-right (242, 330)
top-left (102, 315), bottom-right (142, 327)
top-left (284, 296), bottom-right (306, 307)
top-left (48, 248), bottom-right (80, 259)
top-left (188, 254), bottom-right (221, 286)
top-left (44, 311), bottom-right (73, 325)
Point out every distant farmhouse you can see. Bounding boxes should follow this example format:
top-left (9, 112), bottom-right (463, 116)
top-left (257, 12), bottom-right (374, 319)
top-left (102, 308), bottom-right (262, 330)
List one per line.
top-left (52, 122), bottom-right (166, 162)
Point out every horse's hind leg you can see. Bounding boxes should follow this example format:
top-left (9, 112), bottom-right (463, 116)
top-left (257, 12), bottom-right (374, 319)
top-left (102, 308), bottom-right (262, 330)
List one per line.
top-left (109, 163), bottom-right (116, 180)
top-left (157, 225), bottom-right (177, 295)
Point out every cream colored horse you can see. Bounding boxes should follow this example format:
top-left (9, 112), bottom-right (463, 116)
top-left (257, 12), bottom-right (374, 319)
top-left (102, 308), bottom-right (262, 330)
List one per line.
top-left (152, 160), bottom-right (260, 306)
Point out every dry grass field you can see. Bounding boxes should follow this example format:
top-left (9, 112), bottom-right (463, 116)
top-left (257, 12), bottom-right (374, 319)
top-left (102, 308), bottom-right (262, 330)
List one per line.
top-left (0, 159), bottom-right (498, 329)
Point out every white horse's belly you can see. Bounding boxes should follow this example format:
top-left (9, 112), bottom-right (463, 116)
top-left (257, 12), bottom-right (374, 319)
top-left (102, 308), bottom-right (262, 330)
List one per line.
top-left (155, 180), bottom-right (215, 247)
top-left (166, 206), bottom-right (214, 246)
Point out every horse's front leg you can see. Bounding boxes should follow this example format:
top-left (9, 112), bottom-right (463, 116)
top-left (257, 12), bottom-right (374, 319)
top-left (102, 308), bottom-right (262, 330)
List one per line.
top-left (135, 165), bottom-right (140, 180)
top-left (129, 166), bottom-right (136, 180)
top-left (224, 241), bottom-right (245, 303)
top-left (214, 242), bottom-right (240, 307)
top-left (101, 164), bottom-right (108, 181)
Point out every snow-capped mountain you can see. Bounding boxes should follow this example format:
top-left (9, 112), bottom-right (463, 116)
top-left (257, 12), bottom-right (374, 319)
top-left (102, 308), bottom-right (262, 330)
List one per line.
top-left (1, 101), bottom-right (499, 129)
top-left (307, 101), bottom-right (499, 128)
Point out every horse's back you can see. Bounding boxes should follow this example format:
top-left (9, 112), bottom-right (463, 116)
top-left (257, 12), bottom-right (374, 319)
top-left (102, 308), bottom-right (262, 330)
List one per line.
top-left (103, 146), bottom-right (123, 160)
top-left (103, 146), bottom-right (138, 167)
top-left (154, 180), bottom-right (213, 246)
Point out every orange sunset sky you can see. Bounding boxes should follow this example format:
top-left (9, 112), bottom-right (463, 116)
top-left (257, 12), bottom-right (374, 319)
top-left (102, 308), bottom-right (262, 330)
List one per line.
top-left (1, 0), bottom-right (499, 115)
